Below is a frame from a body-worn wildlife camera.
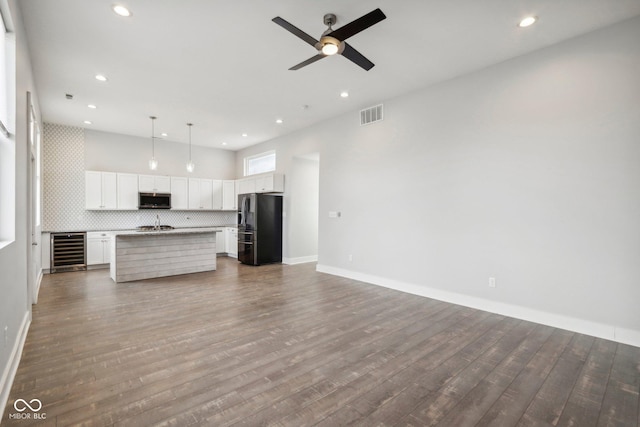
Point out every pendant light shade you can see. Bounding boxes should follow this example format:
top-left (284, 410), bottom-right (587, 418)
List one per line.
top-left (186, 122), bottom-right (195, 173)
top-left (149, 116), bottom-right (158, 170)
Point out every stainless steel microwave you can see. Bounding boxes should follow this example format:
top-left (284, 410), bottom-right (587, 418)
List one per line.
top-left (138, 192), bottom-right (171, 209)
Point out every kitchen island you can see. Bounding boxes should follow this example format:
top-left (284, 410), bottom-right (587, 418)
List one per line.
top-left (110, 228), bottom-right (219, 283)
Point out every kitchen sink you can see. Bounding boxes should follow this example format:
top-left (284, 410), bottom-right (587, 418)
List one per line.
top-left (136, 225), bottom-right (175, 232)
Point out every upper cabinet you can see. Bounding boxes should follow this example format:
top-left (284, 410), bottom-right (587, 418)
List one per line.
top-left (116, 173), bottom-right (139, 210)
top-left (255, 173), bottom-right (284, 193)
top-left (170, 176), bottom-right (189, 210)
top-left (238, 173), bottom-right (284, 195)
top-left (86, 171), bottom-right (117, 210)
top-left (86, 170), bottom-right (282, 211)
top-left (188, 178), bottom-right (213, 210)
top-left (222, 180), bottom-right (237, 210)
top-left (212, 180), bottom-right (223, 210)
top-left (139, 174), bottom-right (171, 193)
top-left (237, 178), bottom-right (255, 195)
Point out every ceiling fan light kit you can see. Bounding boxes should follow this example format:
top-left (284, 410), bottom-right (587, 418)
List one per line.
top-left (272, 8), bottom-right (386, 71)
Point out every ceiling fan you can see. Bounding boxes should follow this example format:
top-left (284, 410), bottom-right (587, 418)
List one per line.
top-left (272, 8), bottom-right (386, 71)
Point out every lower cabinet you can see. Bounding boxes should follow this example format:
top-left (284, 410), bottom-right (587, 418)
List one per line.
top-left (216, 230), bottom-right (225, 254)
top-left (87, 231), bottom-right (111, 265)
top-left (225, 227), bottom-right (238, 258)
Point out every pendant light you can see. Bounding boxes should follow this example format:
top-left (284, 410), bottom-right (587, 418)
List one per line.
top-left (186, 123), bottom-right (195, 173)
top-left (148, 116), bottom-right (158, 170)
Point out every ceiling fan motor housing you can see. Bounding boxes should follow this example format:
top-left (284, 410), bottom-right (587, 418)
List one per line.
top-left (323, 13), bottom-right (337, 27)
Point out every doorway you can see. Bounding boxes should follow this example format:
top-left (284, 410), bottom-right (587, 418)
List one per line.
top-left (287, 153), bottom-right (319, 264)
top-left (27, 95), bottom-right (40, 305)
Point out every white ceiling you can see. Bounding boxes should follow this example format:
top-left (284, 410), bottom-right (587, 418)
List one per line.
top-left (19, 0), bottom-right (640, 151)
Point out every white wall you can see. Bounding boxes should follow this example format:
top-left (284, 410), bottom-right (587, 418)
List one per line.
top-left (0, 0), bottom-right (40, 411)
top-left (85, 129), bottom-right (235, 179)
top-left (238, 16), bottom-right (640, 346)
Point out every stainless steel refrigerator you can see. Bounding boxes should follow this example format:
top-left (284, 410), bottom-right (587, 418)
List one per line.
top-left (237, 193), bottom-right (283, 265)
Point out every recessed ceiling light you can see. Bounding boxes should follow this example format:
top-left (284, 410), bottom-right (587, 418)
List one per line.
top-left (242, 133), bottom-right (248, 137)
top-left (84, 120), bottom-right (92, 125)
top-left (340, 91), bottom-right (349, 98)
top-left (112, 5), bottom-right (131, 17)
top-left (276, 119), bottom-right (283, 124)
top-left (518, 16), bottom-right (537, 28)
top-left (88, 104), bottom-right (97, 109)
top-left (221, 142), bottom-right (228, 146)
top-left (161, 132), bottom-right (168, 137)
top-left (95, 74), bottom-right (108, 82)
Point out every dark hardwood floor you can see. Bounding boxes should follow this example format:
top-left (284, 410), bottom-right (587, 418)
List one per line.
top-left (3, 257), bottom-right (639, 426)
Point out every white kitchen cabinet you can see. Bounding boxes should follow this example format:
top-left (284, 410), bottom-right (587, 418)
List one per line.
top-left (222, 180), bottom-right (237, 210)
top-left (255, 173), bottom-right (284, 193)
top-left (225, 227), bottom-right (238, 257)
top-left (216, 230), bottom-right (224, 254)
top-left (117, 173), bottom-right (139, 210)
top-left (238, 173), bottom-right (284, 195)
top-left (188, 178), bottom-right (213, 210)
top-left (237, 177), bottom-right (255, 195)
top-left (212, 180), bottom-right (223, 210)
top-left (87, 231), bottom-right (111, 265)
top-left (85, 171), bottom-right (117, 210)
top-left (139, 174), bottom-right (171, 193)
top-left (170, 176), bottom-right (189, 210)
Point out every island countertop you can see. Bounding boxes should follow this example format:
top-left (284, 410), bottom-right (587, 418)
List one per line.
top-left (111, 227), bottom-right (222, 236)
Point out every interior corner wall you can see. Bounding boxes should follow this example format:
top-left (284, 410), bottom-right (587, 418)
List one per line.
top-left (0, 0), bottom-right (40, 414)
top-left (239, 16), bottom-right (640, 346)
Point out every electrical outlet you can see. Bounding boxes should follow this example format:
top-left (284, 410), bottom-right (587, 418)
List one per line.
top-left (489, 277), bottom-right (496, 288)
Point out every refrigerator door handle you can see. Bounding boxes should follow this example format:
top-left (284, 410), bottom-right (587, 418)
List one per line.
top-left (239, 196), bottom-right (247, 227)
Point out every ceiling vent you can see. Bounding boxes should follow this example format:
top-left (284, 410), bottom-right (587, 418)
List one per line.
top-left (360, 104), bottom-right (383, 126)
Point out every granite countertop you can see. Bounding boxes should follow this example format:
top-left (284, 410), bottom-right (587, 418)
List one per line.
top-left (43, 225), bottom-right (238, 233)
top-left (112, 227), bottom-right (223, 236)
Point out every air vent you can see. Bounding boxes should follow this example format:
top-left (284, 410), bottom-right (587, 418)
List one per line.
top-left (360, 104), bottom-right (383, 126)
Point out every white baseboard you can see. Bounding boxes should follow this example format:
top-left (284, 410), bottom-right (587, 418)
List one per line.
top-left (0, 311), bottom-right (31, 417)
top-left (283, 255), bottom-right (318, 265)
top-left (316, 264), bottom-right (640, 348)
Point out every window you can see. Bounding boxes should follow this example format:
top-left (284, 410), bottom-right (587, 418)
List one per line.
top-left (0, 5), bottom-right (15, 246)
top-left (0, 6), bottom-right (10, 135)
top-left (244, 150), bottom-right (276, 176)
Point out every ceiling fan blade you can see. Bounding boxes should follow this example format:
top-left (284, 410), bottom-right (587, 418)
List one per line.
top-left (289, 54), bottom-right (326, 70)
top-left (327, 8), bottom-right (386, 41)
top-left (341, 43), bottom-right (375, 71)
top-left (272, 16), bottom-right (319, 47)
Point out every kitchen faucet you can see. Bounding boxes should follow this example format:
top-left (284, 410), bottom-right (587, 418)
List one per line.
top-left (154, 214), bottom-right (160, 230)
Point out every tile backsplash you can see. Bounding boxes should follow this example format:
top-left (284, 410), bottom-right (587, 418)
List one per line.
top-left (43, 123), bottom-right (236, 232)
